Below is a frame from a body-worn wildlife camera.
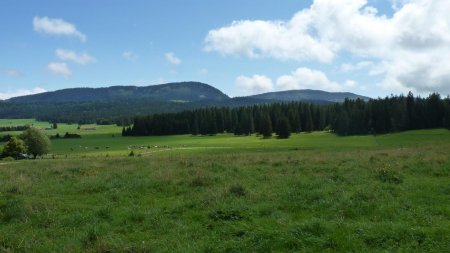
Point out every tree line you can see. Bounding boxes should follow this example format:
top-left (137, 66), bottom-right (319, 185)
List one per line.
top-left (123, 93), bottom-right (450, 138)
top-left (123, 102), bottom-right (329, 138)
top-left (0, 125), bottom-right (30, 132)
top-left (0, 97), bottom-right (275, 126)
top-left (332, 92), bottom-right (450, 135)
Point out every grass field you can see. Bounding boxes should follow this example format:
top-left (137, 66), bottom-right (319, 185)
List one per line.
top-left (0, 119), bottom-right (449, 252)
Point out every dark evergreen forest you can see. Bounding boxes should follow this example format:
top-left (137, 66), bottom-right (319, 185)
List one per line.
top-left (123, 93), bottom-right (450, 137)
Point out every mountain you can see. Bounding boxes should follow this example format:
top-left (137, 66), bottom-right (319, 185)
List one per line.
top-left (249, 89), bottom-right (370, 103)
top-left (1, 82), bottom-right (371, 124)
top-left (8, 82), bottom-right (229, 103)
top-left (7, 83), bottom-right (370, 104)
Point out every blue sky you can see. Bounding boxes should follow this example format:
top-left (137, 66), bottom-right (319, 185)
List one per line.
top-left (1, 0), bottom-right (449, 99)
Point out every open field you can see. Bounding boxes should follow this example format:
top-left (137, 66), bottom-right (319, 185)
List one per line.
top-left (0, 119), bottom-right (121, 137)
top-left (1, 119), bottom-right (449, 252)
top-left (2, 119), bottom-right (450, 157)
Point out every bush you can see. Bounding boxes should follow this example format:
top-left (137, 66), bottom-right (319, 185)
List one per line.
top-left (20, 128), bottom-right (51, 159)
top-left (1, 137), bottom-right (26, 159)
top-left (64, 132), bottom-right (82, 139)
top-left (0, 134), bottom-right (13, 142)
top-left (1, 157), bottom-right (15, 162)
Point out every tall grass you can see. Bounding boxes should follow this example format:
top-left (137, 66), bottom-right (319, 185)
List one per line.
top-left (1, 130), bottom-right (449, 252)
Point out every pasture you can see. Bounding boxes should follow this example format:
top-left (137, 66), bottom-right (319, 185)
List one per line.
top-left (0, 119), bottom-right (449, 252)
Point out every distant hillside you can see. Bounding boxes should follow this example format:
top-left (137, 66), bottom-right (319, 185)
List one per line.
top-left (249, 89), bottom-right (370, 102)
top-left (1, 82), bottom-right (372, 124)
top-left (8, 82), bottom-right (230, 103)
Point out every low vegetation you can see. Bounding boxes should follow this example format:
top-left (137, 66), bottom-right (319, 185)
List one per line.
top-left (0, 119), bottom-right (449, 252)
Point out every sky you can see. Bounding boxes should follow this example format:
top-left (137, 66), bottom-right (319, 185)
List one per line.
top-left (1, 0), bottom-right (449, 99)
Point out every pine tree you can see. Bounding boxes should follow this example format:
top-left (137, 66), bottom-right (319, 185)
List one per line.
top-left (288, 108), bottom-right (301, 133)
top-left (443, 98), bottom-right (450, 130)
top-left (336, 111), bottom-right (349, 136)
top-left (191, 119), bottom-right (200, 135)
top-left (304, 106), bottom-right (314, 132)
top-left (259, 114), bottom-right (273, 138)
top-left (276, 117), bottom-right (291, 139)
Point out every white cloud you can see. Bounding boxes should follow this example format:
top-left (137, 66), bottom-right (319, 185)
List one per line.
top-left (205, 19), bottom-right (334, 62)
top-left (0, 87), bottom-right (47, 100)
top-left (205, 0), bottom-right (450, 95)
top-left (165, 52), bottom-right (181, 65)
top-left (0, 69), bottom-right (21, 77)
top-left (199, 68), bottom-right (208, 75)
top-left (123, 51), bottom-right (138, 62)
top-left (276, 67), bottom-right (355, 92)
top-left (33, 16), bottom-right (86, 42)
top-left (56, 49), bottom-right (95, 65)
top-left (235, 75), bottom-right (273, 95)
top-left (47, 62), bottom-right (71, 78)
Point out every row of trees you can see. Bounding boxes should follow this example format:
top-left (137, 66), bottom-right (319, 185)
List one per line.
top-left (332, 93), bottom-right (450, 135)
top-left (0, 125), bottom-right (30, 132)
top-left (123, 93), bottom-right (450, 137)
top-left (1, 128), bottom-right (51, 159)
top-left (123, 102), bottom-right (334, 138)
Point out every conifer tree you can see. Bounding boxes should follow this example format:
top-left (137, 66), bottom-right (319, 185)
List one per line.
top-left (259, 114), bottom-right (273, 138)
top-left (276, 117), bottom-right (291, 139)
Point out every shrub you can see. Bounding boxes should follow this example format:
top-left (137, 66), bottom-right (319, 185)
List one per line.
top-left (20, 128), bottom-right (51, 159)
top-left (1, 157), bottom-right (15, 162)
top-left (1, 137), bottom-right (26, 159)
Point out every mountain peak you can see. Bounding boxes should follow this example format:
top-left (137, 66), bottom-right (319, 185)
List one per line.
top-left (249, 89), bottom-right (371, 102)
top-left (8, 82), bottom-right (230, 103)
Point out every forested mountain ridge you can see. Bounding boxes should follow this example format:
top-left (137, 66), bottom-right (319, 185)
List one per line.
top-left (7, 82), bottom-right (369, 103)
top-left (249, 89), bottom-right (370, 102)
top-left (1, 82), bottom-right (372, 124)
top-left (8, 82), bottom-right (230, 103)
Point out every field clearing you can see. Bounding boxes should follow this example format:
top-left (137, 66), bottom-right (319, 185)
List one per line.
top-left (0, 119), bottom-right (121, 136)
top-left (1, 119), bottom-right (450, 157)
top-left (0, 119), bottom-right (449, 252)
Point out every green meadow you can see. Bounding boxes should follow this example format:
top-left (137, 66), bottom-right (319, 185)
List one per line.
top-left (1, 119), bottom-right (449, 252)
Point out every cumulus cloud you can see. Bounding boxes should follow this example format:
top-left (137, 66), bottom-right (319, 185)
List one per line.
top-left (235, 75), bottom-right (273, 95)
top-left (165, 52), bottom-right (181, 65)
top-left (236, 68), bottom-right (360, 95)
top-left (47, 62), bottom-right (71, 78)
top-left (33, 16), bottom-right (86, 42)
top-left (206, 0), bottom-right (450, 95)
top-left (0, 87), bottom-right (47, 100)
top-left (276, 68), bottom-right (354, 92)
top-left (123, 51), bottom-right (138, 62)
top-left (205, 19), bottom-right (334, 63)
top-left (0, 69), bottom-right (21, 77)
top-left (56, 49), bottom-right (95, 65)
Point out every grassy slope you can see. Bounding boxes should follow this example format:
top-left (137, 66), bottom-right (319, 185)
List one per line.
top-left (0, 120), bottom-right (449, 252)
